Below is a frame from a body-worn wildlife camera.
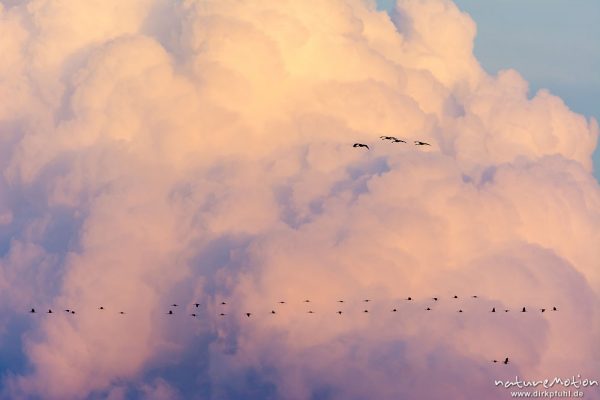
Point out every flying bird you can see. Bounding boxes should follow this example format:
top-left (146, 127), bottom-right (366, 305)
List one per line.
top-left (337, 311), bottom-right (343, 315)
top-left (380, 136), bottom-right (397, 140)
top-left (453, 295), bottom-right (458, 299)
top-left (71, 311), bottom-right (75, 314)
top-left (194, 303), bottom-right (200, 308)
top-left (271, 310), bottom-right (276, 314)
top-left (190, 313), bottom-right (197, 317)
top-left (504, 358), bottom-right (509, 365)
top-left (307, 310), bottom-right (315, 314)
top-left (552, 307), bottom-right (558, 311)
top-left (364, 299), bottom-right (371, 303)
top-left (220, 302), bottom-right (227, 305)
top-left (171, 304), bottom-right (178, 307)
top-left (392, 138), bottom-right (406, 143)
top-left (304, 300), bottom-right (311, 303)
top-left (414, 141), bottom-right (431, 146)
top-left (521, 307), bottom-right (527, 313)
top-left (219, 313), bottom-right (226, 316)
top-left (278, 301), bottom-right (286, 304)
top-left (406, 297), bottom-right (412, 301)
top-left (472, 295), bottom-right (479, 299)
top-left (30, 308), bottom-right (35, 314)
top-left (491, 307), bottom-right (496, 313)
top-left (426, 307), bottom-right (431, 311)
top-left (119, 311), bottom-right (125, 315)
top-left (458, 309), bottom-right (463, 313)
top-left (363, 310), bottom-right (369, 313)
top-left (432, 297), bottom-right (439, 301)
top-left (246, 313), bottom-right (251, 317)
top-left (167, 310), bottom-right (174, 315)
top-left (541, 308), bottom-right (546, 313)
top-left (47, 309), bottom-right (52, 314)
top-left (392, 308), bottom-right (398, 312)
top-left (337, 300), bottom-right (344, 303)
top-left (99, 306), bottom-right (104, 310)
top-left (353, 143), bottom-right (369, 149)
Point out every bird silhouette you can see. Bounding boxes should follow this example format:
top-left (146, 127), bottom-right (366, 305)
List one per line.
top-left (30, 308), bottom-right (35, 313)
top-left (541, 308), bottom-right (546, 313)
top-left (392, 138), bottom-right (406, 143)
top-left (392, 308), bottom-right (397, 312)
top-left (99, 306), bottom-right (104, 310)
top-left (521, 307), bottom-right (527, 313)
top-left (194, 303), bottom-right (200, 308)
top-left (47, 309), bottom-right (52, 314)
top-left (414, 141), bottom-right (431, 146)
top-left (278, 301), bottom-right (286, 304)
top-left (119, 311), bottom-right (125, 315)
top-left (71, 311), bottom-right (75, 314)
top-left (219, 313), bottom-right (226, 316)
top-left (171, 304), bottom-right (178, 307)
top-left (220, 302), bottom-right (227, 305)
top-left (190, 313), bottom-right (197, 317)
top-left (363, 310), bottom-right (369, 313)
top-left (364, 299), bottom-right (371, 303)
top-left (453, 295), bottom-right (458, 299)
top-left (504, 309), bottom-right (510, 313)
top-left (552, 307), bottom-right (558, 311)
top-left (380, 136), bottom-right (397, 140)
top-left (304, 300), bottom-right (310, 303)
top-left (458, 310), bottom-right (463, 313)
top-left (307, 310), bottom-right (315, 314)
top-left (271, 310), bottom-right (276, 314)
top-left (432, 297), bottom-right (439, 301)
top-left (406, 297), bottom-right (412, 301)
top-left (167, 310), bottom-right (174, 315)
top-left (64, 309), bottom-right (70, 313)
top-left (503, 358), bottom-right (509, 365)
top-left (491, 307), bottom-right (496, 313)
top-left (472, 295), bottom-right (478, 299)
top-left (246, 313), bottom-right (251, 317)
top-left (426, 307), bottom-right (431, 311)
top-left (337, 311), bottom-right (343, 315)
top-left (353, 143), bottom-right (369, 149)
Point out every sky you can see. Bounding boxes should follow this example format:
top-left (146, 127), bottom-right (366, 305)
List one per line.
top-left (378, 0), bottom-right (600, 177)
top-left (0, 0), bottom-right (599, 399)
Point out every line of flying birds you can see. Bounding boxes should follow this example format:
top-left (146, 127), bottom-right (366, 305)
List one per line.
top-left (353, 135), bottom-right (432, 150)
top-left (29, 295), bottom-right (547, 365)
top-left (27, 295), bottom-right (559, 317)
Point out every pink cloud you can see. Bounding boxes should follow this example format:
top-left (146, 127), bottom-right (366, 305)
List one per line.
top-left (0, 0), bottom-right (598, 398)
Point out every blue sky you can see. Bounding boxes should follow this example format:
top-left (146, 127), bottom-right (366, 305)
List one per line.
top-left (377, 0), bottom-right (600, 178)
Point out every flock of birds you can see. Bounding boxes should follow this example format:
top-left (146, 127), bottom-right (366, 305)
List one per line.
top-left (353, 135), bottom-right (432, 150)
top-left (27, 295), bottom-right (560, 316)
top-left (17, 137), bottom-right (560, 370)
top-left (28, 294), bottom-right (560, 365)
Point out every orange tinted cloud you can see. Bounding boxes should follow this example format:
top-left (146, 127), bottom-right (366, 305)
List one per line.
top-left (0, 0), bottom-right (598, 399)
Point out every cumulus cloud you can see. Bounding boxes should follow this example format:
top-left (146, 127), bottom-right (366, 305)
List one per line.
top-left (0, 0), bottom-right (598, 398)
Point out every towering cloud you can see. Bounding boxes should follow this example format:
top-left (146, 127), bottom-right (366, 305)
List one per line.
top-left (0, 0), bottom-right (598, 399)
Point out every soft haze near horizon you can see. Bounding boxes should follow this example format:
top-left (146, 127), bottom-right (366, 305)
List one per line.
top-left (0, 0), bottom-right (599, 399)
